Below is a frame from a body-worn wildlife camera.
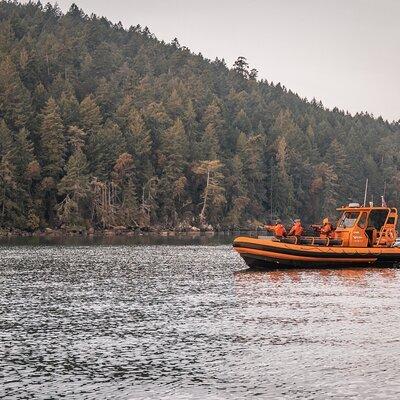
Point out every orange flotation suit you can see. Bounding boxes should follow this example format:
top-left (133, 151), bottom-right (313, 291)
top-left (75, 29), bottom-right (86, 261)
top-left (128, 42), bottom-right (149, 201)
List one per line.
top-left (289, 222), bottom-right (304, 237)
top-left (266, 223), bottom-right (287, 238)
top-left (320, 223), bottom-right (334, 238)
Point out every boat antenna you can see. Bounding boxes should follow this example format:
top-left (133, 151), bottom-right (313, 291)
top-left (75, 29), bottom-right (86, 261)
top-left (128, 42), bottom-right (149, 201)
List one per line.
top-left (363, 178), bottom-right (369, 206)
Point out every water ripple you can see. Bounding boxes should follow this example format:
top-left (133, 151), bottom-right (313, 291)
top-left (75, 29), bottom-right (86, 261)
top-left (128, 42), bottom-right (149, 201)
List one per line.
top-left (1, 244), bottom-right (400, 399)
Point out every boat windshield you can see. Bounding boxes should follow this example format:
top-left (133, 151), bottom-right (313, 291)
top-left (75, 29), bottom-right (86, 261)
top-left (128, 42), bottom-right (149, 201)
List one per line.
top-left (338, 211), bottom-right (360, 228)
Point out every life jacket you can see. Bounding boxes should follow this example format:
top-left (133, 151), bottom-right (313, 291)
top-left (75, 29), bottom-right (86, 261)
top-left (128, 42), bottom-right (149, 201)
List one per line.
top-left (290, 222), bottom-right (304, 236)
top-left (320, 223), bottom-right (334, 238)
top-left (274, 224), bottom-right (287, 237)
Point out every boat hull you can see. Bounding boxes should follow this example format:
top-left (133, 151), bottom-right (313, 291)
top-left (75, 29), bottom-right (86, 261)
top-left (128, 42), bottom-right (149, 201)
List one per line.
top-left (233, 236), bottom-right (400, 270)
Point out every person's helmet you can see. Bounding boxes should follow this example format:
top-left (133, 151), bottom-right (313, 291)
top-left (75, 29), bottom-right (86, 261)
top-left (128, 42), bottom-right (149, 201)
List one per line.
top-left (294, 219), bottom-right (301, 223)
top-left (275, 219), bottom-right (281, 224)
top-left (323, 217), bottom-right (329, 224)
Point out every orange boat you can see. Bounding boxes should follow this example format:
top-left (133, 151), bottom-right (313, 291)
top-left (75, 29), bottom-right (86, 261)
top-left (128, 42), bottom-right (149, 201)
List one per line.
top-left (233, 203), bottom-right (400, 269)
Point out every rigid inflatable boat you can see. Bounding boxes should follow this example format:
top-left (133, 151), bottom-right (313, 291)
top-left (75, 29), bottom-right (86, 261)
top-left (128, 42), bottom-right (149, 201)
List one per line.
top-left (234, 204), bottom-right (400, 269)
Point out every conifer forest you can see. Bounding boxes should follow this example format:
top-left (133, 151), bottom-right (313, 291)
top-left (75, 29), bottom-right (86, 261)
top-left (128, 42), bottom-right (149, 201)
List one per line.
top-left (1, 1), bottom-right (400, 232)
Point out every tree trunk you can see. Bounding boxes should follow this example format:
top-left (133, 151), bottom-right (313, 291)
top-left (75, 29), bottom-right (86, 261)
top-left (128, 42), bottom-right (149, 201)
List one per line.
top-left (199, 168), bottom-right (210, 225)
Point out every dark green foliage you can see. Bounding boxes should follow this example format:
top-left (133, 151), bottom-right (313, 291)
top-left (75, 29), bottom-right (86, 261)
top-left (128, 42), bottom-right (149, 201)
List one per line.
top-left (0, 56), bottom-right (31, 130)
top-left (39, 97), bottom-right (65, 178)
top-left (57, 148), bottom-right (90, 226)
top-left (0, 1), bottom-right (399, 230)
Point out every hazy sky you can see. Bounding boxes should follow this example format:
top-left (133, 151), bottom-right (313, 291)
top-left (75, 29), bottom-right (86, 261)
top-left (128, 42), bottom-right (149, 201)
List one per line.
top-left (27, 0), bottom-right (400, 121)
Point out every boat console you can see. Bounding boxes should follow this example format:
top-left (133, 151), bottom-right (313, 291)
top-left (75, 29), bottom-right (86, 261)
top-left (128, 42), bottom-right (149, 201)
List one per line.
top-left (334, 204), bottom-right (397, 248)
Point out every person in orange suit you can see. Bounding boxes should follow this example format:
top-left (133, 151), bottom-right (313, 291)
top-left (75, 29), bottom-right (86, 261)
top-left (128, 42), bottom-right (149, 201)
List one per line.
top-left (289, 219), bottom-right (304, 237)
top-left (319, 218), bottom-right (334, 238)
top-left (265, 219), bottom-right (287, 238)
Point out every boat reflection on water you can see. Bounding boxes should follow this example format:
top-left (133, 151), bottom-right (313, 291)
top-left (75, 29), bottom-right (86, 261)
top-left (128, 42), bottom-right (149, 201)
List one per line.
top-left (234, 267), bottom-right (398, 285)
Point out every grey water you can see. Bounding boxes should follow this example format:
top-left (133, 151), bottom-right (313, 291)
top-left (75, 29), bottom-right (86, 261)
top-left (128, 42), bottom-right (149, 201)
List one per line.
top-left (1, 235), bottom-right (400, 399)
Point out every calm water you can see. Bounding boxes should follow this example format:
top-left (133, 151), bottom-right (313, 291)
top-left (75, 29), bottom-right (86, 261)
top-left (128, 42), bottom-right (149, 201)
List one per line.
top-left (1, 236), bottom-right (400, 399)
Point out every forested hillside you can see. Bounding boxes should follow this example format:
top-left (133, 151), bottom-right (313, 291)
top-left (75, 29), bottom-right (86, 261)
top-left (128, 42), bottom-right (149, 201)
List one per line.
top-left (0, 1), bottom-right (399, 232)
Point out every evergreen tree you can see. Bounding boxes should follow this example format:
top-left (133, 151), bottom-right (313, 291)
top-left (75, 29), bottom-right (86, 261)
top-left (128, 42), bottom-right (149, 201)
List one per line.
top-left (14, 128), bottom-right (35, 180)
top-left (112, 152), bottom-right (138, 226)
top-left (201, 100), bottom-right (224, 151)
top-left (249, 68), bottom-right (258, 80)
top-left (183, 99), bottom-right (199, 160)
top-left (0, 56), bottom-right (31, 130)
top-left (310, 162), bottom-right (338, 220)
top-left (233, 56), bottom-right (249, 77)
top-left (0, 1), bottom-right (398, 230)
top-left (0, 152), bottom-right (17, 227)
top-left (235, 132), bottom-right (265, 218)
top-left (57, 149), bottom-right (90, 226)
top-left (124, 107), bottom-right (153, 187)
top-left (234, 109), bottom-right (252, 133)
top-left (166, 88), bottom-right (184, 118)
top-left (12, 128), bottom-right (37, 223)
top-left (158, 118), bottom-right (188, 224)
top-left (39, 97), bottom-right (66, 223)
top-left (273, 137), bottom-right (295, 217)
top-left (201, 123), bottom-right (220, 160)
top-left (39, 97), bottom-right (66, 178)
top-left (88, 120), bottom-right (125, 181)
top-left (0, 118), bottom-right (17, 227)
top-left (60, 90), bottom-right (80, 126)
top-left (325, 138), bottom-right (349, 203)
top-left (0, 119), bottom-right (13, 156)
top-left (79, 95), bottom-right (102, 135)
top-left (223, 152), bottom-right (248, 227)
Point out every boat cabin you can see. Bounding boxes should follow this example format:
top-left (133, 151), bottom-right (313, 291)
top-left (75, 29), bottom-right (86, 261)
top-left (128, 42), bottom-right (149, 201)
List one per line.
top-left (335, 203), bottom-right (398, 247)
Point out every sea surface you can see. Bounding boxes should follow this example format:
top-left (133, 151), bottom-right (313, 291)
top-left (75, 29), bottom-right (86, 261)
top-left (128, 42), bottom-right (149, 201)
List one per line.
top-left (1, 235), bottom-right (400, 399)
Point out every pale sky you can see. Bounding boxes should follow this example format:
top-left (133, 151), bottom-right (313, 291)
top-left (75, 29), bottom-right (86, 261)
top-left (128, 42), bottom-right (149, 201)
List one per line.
top-left (22, 0), bottom-right (400, 121)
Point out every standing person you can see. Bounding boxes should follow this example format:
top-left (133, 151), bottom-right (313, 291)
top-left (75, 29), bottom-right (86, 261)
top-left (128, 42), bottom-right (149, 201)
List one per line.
top-left (289, 219), bottom-right (304, 237)
top-left (265, 219), bottom-right (287, 239)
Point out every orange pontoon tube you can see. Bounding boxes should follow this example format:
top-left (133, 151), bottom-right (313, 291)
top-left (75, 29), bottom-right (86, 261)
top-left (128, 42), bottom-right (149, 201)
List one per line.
top-left (233, 203), bottom-right (400, 269)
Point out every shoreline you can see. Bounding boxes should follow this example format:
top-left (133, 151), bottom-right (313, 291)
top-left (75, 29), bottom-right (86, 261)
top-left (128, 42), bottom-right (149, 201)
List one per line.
top-left (0, 227), bottom-right (265, 239)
